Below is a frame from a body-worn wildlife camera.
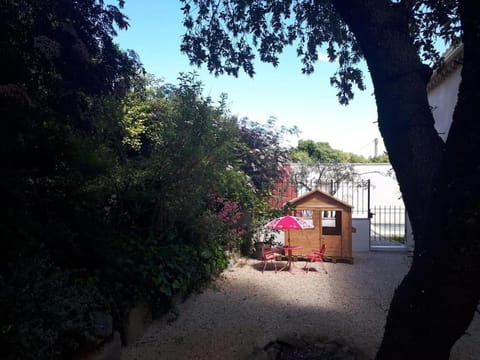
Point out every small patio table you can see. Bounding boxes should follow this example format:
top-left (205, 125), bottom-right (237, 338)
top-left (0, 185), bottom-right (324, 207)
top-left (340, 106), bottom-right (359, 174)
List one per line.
top-left (279, 245), bottom-right (302, 272)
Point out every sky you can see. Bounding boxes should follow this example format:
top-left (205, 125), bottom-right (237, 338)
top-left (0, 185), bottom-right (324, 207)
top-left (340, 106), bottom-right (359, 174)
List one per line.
top-left (112, 1), bottom-right (386, 158)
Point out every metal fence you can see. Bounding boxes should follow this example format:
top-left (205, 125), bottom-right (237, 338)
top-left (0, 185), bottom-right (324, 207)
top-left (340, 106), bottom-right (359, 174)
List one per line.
top-left (316, 180), bottom-right (371, 218)
top-left (370, 205), bottom-right (406, 248)
top-left (307, 180), bottom-right (408, 249)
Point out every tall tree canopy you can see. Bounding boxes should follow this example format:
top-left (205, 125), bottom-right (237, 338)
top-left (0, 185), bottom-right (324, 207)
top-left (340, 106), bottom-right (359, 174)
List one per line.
top-left (179, 1), bottom-right (479, 359)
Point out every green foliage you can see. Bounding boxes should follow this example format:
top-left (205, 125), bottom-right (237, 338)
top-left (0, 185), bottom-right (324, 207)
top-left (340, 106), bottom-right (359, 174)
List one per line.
top-left (368, 152), bottom-right (390, 163)
top-left (0, 0), bottom-right (142, 266)
top-left (290, 139), bottom-right (371, 163)
top-left (0, 252), bottom-right (111, 360)
top-left (180, 1), bottom-right (460, 105)
top-left (388, 235), bottom-right (406, 244)
top-left (236, 116), bottom-right (299, 195)
top-left (181, 0), bottom-right (365, 104)
top-left (409, 1), bottom-right (460, 65)
top-left (1, 1), bottom-right (294, 356)
top-left (288, 139), bottom-right (390, 192)
top-left (105, 230), bottom-right (228, 311)
top-left (1, 61), bottom-right (293, 358)
top-left (1, 65), bottom-right (286, 359)
top-left (218, 169), bottom-right (257, 209)
top-left (288, 139), bottom-right (389, 192)
top-left (290, 139), bottom-right (390, 165)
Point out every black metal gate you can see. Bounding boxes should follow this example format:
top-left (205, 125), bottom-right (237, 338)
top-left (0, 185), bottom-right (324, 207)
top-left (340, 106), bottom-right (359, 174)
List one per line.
top-left (370, 205), bottom-right (406, 248)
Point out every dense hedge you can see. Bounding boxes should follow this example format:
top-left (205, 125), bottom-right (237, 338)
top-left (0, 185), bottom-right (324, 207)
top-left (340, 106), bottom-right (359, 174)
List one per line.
top-left (0, 2), bottom-right (293, 357)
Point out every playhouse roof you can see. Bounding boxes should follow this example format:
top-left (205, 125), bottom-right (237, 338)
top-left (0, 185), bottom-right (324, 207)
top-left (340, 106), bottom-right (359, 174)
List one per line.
top-left (286, 188), bottom-right (353, 210)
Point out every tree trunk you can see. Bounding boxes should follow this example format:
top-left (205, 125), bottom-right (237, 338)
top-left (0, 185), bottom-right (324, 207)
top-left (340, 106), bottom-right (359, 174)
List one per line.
top-left (332, 0), bottom-right (480, 358)
top-left (332, 0), bottom-right (444, 251)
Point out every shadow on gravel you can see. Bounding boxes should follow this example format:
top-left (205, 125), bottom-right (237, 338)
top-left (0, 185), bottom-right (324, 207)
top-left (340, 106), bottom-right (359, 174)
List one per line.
top-left (122, 252), bottom-right (414, 360)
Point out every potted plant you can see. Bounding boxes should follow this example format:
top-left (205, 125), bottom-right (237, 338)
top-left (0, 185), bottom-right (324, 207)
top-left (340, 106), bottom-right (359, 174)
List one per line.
top-left (254, 231), bottom-right (284, 259)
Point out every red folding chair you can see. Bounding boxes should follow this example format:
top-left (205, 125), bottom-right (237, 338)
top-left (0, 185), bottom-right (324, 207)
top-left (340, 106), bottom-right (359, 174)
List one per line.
top-left (262, 246), bottom-right (282, 273)
top-left (304, 244), bottom-right (328, 274)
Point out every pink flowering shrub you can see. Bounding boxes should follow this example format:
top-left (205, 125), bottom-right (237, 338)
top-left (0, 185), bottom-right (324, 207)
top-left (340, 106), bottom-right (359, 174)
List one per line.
top-left (209, 196), bottom-right (249, 250)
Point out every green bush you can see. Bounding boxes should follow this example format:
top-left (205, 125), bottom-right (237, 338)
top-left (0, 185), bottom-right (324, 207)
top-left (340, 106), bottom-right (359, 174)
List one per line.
top-left (0, 67), bottom-right (290, 357)
top-left (0, 253), bottom-right (111, 360)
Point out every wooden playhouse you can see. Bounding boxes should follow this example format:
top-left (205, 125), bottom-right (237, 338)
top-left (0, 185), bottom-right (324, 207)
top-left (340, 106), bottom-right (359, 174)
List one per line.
top-left (287, 189), bottom-right (354, 263)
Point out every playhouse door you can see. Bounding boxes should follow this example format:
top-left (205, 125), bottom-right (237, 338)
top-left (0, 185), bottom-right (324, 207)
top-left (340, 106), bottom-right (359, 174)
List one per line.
top-left (320, 210), bottom-right (343, 257)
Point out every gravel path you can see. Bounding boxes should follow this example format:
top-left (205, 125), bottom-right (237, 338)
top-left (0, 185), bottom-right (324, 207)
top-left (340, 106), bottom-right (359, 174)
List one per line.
top-left (122, 251), bottom-right (479, 360)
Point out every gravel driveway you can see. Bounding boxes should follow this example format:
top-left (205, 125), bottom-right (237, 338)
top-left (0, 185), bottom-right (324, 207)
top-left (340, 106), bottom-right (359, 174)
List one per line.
top-left (122, 251), bottom-right (479, 360)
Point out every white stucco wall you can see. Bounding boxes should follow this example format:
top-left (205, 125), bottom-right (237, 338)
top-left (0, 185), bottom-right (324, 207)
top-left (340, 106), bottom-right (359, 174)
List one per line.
top-left (295, 163), bottom-right (403, 208)
top-left (352, 218), bottom-right (370, 252)
top-left (353, 163), bottom-right (403, 207)
top-left (428, 66), bottom-right (462, 141)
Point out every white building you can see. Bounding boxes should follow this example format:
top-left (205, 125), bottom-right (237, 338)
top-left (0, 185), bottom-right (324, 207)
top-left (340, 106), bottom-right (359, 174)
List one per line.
top-left (427, 44), bottom-right (463, 141)
top-left (405, 44), bottom-right (463, 245)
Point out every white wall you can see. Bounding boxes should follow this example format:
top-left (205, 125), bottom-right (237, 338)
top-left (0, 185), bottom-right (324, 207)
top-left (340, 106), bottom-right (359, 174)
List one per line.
top-left (295, 163), bottom-right (403, 208)
top-left (353, 163), bottom-right (403, 207)
top-left (352, 218), bottom-right (370, 252)
top-left (428, 66), bottom-right (462, 141)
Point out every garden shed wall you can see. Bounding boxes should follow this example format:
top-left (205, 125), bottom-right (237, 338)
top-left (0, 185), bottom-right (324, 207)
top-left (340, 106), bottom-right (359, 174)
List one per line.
top-left (287, 189), bottom-right (353, 263)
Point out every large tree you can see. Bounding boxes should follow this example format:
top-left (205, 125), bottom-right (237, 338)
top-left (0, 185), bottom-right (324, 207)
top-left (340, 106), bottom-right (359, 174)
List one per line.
top-left (179, 0), bottom-right (479, 358)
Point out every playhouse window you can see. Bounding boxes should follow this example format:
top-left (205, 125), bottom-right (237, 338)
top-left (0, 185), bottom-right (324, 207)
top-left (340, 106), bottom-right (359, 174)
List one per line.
top-left (294, 209), bottom-right (313, 225)
top-left (302, 210), bottom-right (313, 219)
top-left (322, 210), bottom-right (342, 235)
